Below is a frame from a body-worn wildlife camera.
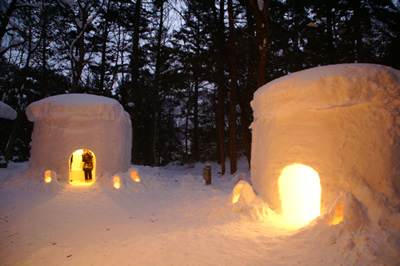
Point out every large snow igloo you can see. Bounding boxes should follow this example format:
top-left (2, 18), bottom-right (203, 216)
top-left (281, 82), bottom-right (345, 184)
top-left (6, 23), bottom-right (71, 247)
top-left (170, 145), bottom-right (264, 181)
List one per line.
top-left (250, 64), bottom-right (400, 224)
top-left (26, 94), bottom-right (132, 183)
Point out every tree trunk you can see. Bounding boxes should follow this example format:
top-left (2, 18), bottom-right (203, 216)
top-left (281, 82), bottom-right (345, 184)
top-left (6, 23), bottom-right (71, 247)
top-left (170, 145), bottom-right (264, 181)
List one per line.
top-left (40, 1), bottom-right (48, 95)
top-left (130, 0), bottom-right (142, 165)
top-left (150, 1), bottom-right (165, 166)
top-left (5, 113), bottom-right (19, 162)
top-left (71, 7), bottom-right (88, 92)
top-left (325, 2), bottom-right (335, 64)
top-left (228, 0), bottom-right (237, 174)
top-left (238, 1), bottom-right (257, 169)
top-left (249, 0), bottom-right (271, 88)
top-left (99, 0), bottom-right (111, 94)
top-left (214, 0), bottom-right (226, 174)
top-left (184, 94), bottom-right (190, 163)
top-left (352, 0), bottom-right (363, 62)
top-left (193, 22), bottom-right (200, 162)
top-left (193, 75), bottom-right (199, 161)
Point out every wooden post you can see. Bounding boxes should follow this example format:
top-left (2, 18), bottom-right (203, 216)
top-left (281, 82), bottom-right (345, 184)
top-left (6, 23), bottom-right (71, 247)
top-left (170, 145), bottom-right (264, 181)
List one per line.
top-left (203, 164), bottom-right (212, 185)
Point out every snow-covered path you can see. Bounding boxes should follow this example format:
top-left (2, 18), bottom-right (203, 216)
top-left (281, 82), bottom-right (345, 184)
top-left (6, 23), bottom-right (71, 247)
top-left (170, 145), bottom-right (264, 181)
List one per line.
top-left (0, 162), bottom-right (398, 265)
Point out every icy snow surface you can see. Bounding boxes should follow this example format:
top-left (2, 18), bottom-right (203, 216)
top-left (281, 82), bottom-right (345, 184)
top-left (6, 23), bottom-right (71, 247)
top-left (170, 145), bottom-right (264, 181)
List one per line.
top-left (0, 101), bottom-right (17, 120)
top-left (1, 160), bottom-right (399, 265)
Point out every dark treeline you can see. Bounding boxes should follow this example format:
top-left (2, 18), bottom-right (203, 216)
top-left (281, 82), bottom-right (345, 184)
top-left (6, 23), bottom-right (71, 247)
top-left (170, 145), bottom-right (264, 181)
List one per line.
top-left (1, 0), bottom-right (399, 173)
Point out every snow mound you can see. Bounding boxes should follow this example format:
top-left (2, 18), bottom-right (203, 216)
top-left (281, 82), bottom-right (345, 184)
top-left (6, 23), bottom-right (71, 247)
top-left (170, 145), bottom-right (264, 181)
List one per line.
top-left (0, 101), bottom-right (17, 120)
top-left (0, 164), bottom-right (62, 193)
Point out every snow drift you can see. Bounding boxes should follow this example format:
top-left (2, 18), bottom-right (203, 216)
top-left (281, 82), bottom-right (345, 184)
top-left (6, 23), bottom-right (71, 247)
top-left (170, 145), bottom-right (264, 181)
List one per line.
top-left (250, 63), bottom-right (400, 228)
top-left (26, 94), bottom-right (132, 181)
top-left (0, 101), bottom-right (17, 120)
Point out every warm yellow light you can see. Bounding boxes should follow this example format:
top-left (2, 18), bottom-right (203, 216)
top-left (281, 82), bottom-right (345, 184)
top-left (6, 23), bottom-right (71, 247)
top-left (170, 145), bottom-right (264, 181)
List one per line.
top-left (231, 183), bottom-right (244, 203)
top-left (113, 175), bottom-right (121, 189)
top-left (278, 164), bottom-right (321, 226)
top-left (44, 170), bottom-right (52, 183)
top-left (130, 171), bottom-right (141, 182)
top-left (69, 180), bottom-right (93, 187)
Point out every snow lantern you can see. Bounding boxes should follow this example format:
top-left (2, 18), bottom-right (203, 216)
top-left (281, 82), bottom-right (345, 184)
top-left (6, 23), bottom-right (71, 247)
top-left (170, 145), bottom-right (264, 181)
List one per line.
top-left (250, 64), bottom-right (400, 225)
top-left (26, 94), bottom-right (132, 184)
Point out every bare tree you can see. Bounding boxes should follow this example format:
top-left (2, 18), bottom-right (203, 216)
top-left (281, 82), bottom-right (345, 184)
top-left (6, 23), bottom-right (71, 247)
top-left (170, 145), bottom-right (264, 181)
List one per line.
top-left (57, 0), bottom-right (104, 92)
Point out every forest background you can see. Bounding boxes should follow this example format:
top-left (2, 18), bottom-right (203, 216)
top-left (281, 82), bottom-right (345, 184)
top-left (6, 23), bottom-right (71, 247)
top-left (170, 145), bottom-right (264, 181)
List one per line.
top-left (0, 0), bottom-right (399, 174)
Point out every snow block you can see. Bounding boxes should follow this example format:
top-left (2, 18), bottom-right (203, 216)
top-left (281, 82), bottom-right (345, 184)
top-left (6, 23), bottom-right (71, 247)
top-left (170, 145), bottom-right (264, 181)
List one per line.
top-left (250, 63), bottom-right (400, 216)
top-left (26, 94), bottom-right (132, 180)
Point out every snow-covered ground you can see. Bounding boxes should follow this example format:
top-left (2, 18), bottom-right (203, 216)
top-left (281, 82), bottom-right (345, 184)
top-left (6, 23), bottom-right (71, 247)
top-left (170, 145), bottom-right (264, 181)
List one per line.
top-left (1, 159), bottom-right (399, 265)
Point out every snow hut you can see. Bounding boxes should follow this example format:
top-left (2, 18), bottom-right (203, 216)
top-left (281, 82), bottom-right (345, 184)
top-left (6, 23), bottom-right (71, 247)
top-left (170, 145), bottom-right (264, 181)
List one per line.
top-left (250, 64), bottom-right (400, 225)
top-left (26, 94), bottom-right (132, 184)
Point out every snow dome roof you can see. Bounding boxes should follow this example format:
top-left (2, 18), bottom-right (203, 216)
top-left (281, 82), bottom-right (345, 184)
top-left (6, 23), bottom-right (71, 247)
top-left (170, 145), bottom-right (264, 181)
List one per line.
top-left (26, 94), bottom-right (127, 122)
top-left (252, 64), bottom-right (400, 117)
top-left (0, 101), bottom-right (17, 120)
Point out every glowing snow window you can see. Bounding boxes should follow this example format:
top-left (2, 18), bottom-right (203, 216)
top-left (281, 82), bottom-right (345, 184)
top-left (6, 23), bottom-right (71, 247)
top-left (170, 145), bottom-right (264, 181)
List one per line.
top-left (69, 149), bottom-right (96, 186)
top-left (278, 164), bottom-right (321, 226)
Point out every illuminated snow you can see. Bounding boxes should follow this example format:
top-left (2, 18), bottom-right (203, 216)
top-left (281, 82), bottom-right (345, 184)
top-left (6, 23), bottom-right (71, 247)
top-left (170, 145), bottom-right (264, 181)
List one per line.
top-left (1, 160), bottom-right (399, 265)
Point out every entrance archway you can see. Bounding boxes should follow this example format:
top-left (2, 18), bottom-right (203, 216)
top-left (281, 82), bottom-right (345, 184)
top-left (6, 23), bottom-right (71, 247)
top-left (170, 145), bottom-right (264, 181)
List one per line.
top-left (278, 164), bottom-right (321, 226)
top-left (69, 149), bottom-right (96, 186)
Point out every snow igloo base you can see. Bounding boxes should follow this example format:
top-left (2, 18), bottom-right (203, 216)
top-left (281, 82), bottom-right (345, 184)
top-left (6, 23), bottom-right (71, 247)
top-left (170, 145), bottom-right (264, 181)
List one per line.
top-left (250, 64), bottom-right (400, 226)
top-left (26, 94), bottom-right (132, 184)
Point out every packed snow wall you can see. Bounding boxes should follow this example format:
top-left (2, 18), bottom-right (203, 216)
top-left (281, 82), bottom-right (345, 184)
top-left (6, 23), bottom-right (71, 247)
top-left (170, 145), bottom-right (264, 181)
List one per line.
top-left (26, 94), bottom-right (132, 180)
top-left (250, 64), bottom-right (400, 214)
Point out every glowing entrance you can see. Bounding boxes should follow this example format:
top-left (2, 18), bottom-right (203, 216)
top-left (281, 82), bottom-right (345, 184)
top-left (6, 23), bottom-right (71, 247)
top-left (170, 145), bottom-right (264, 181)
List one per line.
top-left (69, 149), bottom-right (96, 186)
top-left (278, 164), bottom-right (321, 226)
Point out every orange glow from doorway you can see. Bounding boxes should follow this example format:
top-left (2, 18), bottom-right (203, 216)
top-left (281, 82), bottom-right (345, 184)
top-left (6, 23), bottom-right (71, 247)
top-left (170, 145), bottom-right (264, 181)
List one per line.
top-left (278, 164), bottom-right (321, 227)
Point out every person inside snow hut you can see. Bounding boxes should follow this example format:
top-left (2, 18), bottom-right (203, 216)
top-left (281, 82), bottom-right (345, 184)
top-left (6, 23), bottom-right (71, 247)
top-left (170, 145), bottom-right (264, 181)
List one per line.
top-left (82, 150), bottom-right (93, 181)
